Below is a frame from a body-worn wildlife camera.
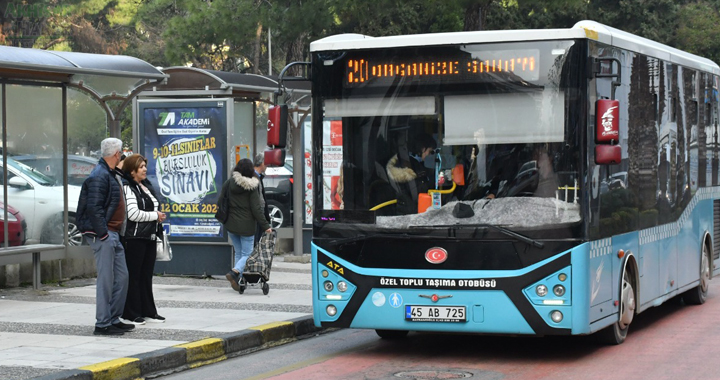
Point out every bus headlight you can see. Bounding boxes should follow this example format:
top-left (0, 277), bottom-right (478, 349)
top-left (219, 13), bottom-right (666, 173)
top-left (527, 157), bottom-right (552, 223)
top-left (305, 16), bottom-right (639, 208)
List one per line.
top-left (337, 281), bottom-right (348, 292)
top-left (553, 285), bottom-right (566, 297)
top-left (326, 305), bottom-right (337, 316)
top-left (536, 284), bottom-right (548, 297)
top-left (323, 281), bottom-right (334, 292)
top-left (550, 310), bottom-right (563, 323)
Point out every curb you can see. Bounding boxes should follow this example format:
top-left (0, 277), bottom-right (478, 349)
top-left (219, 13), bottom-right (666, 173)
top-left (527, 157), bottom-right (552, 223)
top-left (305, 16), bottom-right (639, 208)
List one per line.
top-left (32, 316), bottom-right (323, 380)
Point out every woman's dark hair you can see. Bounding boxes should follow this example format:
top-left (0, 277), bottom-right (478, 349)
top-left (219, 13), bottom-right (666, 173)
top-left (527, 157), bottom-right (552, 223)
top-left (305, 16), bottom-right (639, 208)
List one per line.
top-left (234, 158), bottom-right (255, 178)
top-left (410, 133), bottom-right (437, 155)
top-left (122, 154), bottom-right (147, 179)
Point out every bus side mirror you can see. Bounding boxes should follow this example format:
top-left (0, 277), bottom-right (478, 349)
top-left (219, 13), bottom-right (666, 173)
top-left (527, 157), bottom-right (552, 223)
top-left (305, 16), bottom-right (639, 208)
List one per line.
top-left (264, 148), bottom-right (286, 167)
top-left (267, 105), bottom-right (288, 148)
top-left (595, 145), bottom-right (621, 165)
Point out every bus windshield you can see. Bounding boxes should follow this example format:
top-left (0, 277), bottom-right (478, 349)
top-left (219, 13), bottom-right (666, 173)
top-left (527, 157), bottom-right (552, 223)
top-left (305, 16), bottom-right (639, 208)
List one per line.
top-left (314, 39), bottom-right (583, 233)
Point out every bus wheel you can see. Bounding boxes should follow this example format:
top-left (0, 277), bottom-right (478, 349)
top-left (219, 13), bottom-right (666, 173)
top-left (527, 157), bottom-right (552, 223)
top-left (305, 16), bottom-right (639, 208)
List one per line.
top-left (375, 329), bottom-right (408, 339)
top-left (597, 268), bottom-right (635, 345)
top-left (684, 242), bottom-right (711, 305)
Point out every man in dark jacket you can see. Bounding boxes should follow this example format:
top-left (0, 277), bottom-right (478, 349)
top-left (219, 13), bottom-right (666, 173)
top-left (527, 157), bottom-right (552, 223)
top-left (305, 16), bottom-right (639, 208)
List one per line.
top-left (254, 153), bottom-right (270, 243)
top-left (76, 137), bottom-right (133, 336)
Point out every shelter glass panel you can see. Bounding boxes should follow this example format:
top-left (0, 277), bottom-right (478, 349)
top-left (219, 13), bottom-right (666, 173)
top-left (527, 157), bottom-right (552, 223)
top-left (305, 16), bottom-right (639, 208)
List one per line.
top-left (3, 84), bottom-right (63, 246)
top-left (233, 101), bottom-right (254, 164)
top-left (67, 88), bottom-right (107, 186)
top-left (67, 88), bottom-right (108, 248)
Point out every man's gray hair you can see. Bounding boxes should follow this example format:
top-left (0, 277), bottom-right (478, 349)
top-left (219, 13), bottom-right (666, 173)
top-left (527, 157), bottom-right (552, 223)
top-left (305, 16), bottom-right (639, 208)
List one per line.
top-left (253, 153), bottom-right (265, 167)
top-left (101, 138), bottom-right (123, 157)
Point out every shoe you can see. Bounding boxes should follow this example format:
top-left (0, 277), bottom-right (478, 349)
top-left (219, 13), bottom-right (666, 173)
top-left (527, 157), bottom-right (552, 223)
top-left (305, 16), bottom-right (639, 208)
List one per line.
top-left (112, 321), bottom-right (135, 331)
top-left (144, 315), bottom-right (165, 323)
top-left (94, 325), bottom-right (125, 336)
top-left (120, 317), bottom-right (146, 325)
top-left (226, 271), bottom-right (240, 291)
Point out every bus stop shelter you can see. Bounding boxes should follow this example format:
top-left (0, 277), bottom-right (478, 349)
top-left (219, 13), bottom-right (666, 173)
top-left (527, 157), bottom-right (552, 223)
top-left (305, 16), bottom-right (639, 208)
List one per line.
top-left (0, 44), bottom-right (166, 288)
top-left (134, 67), bottom-right (310, 276)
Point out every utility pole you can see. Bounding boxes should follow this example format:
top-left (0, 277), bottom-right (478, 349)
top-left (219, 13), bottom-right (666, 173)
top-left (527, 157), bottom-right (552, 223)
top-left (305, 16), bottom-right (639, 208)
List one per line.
top-left (268, 27), bottom-right (272, 76)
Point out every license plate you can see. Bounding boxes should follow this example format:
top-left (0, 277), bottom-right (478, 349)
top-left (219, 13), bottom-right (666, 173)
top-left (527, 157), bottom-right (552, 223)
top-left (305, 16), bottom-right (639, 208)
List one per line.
top-left (405, 305), bottom-right (466, 322)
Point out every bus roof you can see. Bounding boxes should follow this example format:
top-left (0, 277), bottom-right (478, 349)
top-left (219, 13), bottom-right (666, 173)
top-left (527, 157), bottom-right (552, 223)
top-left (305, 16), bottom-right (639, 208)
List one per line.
top-left (310, 20), bottom-right (720, 75)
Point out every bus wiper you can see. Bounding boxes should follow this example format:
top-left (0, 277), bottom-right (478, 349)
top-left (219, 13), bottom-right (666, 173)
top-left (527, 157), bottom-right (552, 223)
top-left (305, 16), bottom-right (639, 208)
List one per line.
top-left (410, 223), bottom-right (544, 249)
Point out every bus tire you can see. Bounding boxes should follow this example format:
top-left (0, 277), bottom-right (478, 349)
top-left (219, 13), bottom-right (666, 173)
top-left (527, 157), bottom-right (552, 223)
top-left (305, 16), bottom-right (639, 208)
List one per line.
top-left (375, 329), bottom-right (408, 339)
top-left (597, 267), bottom-right (635, 345)
top-left (683, 240), bottom-right (711, 305)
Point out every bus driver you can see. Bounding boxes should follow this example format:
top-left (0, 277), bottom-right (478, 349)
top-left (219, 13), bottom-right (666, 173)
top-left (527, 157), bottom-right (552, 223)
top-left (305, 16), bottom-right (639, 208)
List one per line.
top-left (386, 132), bottom-right (437, 214)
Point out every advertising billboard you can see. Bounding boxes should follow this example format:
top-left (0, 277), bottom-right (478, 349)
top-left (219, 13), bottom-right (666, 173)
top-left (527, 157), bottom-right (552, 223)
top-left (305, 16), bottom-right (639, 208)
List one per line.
top-left (138, 100), bottom-right (229, 241)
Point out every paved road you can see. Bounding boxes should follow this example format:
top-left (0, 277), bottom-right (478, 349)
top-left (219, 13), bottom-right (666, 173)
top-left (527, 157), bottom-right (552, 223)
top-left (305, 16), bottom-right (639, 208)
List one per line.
top-left (159, 281), bottom-right (720, 380)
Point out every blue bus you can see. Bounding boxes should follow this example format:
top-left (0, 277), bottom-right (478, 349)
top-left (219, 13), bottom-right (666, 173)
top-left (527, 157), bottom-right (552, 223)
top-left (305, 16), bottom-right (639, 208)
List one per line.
top-left (306, 21), bottom-right (719, 344)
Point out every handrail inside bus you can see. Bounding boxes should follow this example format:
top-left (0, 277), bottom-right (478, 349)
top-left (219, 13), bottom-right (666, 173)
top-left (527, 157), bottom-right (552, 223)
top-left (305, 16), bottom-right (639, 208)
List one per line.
top-left (370, 199), bottom-right (397, 211)
top-left (428, 182), bottom-right (457, 195)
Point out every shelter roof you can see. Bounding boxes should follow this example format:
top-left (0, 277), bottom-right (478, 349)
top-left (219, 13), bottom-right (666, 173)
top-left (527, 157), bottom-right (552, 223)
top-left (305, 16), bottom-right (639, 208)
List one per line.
top-left (0, 45), bottom-right (167, 99)
top-left (155, 67), bottom-right (310, 97)
top-left (0, 45), bottom-right (165, 81)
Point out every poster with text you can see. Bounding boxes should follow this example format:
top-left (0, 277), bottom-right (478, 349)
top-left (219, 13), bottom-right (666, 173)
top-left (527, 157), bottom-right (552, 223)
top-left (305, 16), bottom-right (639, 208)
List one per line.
top-left (322, 120), bottom-right (343, 210)
top-left (304, 119), bottom-right (313, 224)
top-left (141, 103), bottom-right (227, 239)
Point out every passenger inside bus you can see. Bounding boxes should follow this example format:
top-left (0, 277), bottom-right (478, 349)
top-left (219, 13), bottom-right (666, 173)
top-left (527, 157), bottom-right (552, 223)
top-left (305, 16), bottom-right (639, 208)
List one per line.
top-left (385, 132), bottom-right (437, 214)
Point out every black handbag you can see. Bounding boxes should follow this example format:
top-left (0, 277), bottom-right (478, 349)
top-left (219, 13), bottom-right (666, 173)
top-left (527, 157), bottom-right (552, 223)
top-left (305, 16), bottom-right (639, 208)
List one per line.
top-left (215, 179), bottom-right (231, 224)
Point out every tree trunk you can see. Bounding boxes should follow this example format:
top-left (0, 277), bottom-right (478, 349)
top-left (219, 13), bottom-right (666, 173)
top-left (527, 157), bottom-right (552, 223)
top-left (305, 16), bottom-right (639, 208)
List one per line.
top-left (463, 0), bottom-right (493, 31)
top-left (253, 23), bottom-right (262, 74)
top-left (285, 32), bottom-right (309, 76)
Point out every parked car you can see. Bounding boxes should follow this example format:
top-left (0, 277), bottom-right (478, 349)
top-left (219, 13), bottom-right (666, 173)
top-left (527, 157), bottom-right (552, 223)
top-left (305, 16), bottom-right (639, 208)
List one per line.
top-left (0, 158), bottom-right (82, 245)
top-left (264, 157), bottom-right (293, 228)
top-left (12, 154), bottom-right (98, 186)
top-left (0, 201), bottom-right (27, 247)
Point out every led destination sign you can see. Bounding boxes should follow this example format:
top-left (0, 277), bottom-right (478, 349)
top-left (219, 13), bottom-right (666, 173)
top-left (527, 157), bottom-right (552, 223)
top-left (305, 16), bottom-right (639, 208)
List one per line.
top-left (345, 49), bottom-right (540, 87)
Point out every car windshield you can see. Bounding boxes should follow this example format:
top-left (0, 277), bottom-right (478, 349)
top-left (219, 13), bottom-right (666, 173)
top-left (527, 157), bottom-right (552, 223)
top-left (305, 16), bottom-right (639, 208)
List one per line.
top-left (7, 158), bottom-right (58, 186)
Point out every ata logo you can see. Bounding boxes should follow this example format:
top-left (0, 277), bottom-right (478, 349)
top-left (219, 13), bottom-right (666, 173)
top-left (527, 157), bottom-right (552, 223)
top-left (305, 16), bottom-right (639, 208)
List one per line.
top-left (601, 106), bottom-right (619, 136)
top-left (326, 260), bottom-right (345, 275)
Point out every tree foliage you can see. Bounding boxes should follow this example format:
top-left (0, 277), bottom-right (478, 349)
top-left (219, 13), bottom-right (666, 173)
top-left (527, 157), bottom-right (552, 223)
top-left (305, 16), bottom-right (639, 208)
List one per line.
top-left (3, 0), bottom-right (720, 75)
top-left (675, 2), bottom-right (720, 63)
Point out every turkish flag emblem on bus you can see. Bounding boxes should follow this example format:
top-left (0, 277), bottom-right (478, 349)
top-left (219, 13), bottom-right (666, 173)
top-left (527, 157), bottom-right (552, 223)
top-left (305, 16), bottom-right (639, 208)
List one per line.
top-left (425, 247), bottom-right (448, 264)
top-left (596, 99), bottom-right (619, 143)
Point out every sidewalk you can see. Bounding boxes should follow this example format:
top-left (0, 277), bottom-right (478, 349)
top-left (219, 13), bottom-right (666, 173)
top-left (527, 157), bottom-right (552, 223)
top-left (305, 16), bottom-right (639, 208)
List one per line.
top-left (0, 255), bottom-right (319, 380)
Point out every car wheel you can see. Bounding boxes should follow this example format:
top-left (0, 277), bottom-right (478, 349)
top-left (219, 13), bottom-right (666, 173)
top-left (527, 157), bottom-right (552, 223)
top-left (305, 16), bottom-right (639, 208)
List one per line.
top-left (683, 241), bottom-right (711, 305)
top-left (267, 200), bottom-right (290, 228)
top-left (41, 213), bottom-right (85, 246)
top-left (596, 267), bottom-right (635, 345)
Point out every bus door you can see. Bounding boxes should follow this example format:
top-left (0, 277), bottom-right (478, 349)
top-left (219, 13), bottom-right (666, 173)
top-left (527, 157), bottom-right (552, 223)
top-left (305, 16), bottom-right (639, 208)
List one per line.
top-left (593, 53), bottom-right (644, 313)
